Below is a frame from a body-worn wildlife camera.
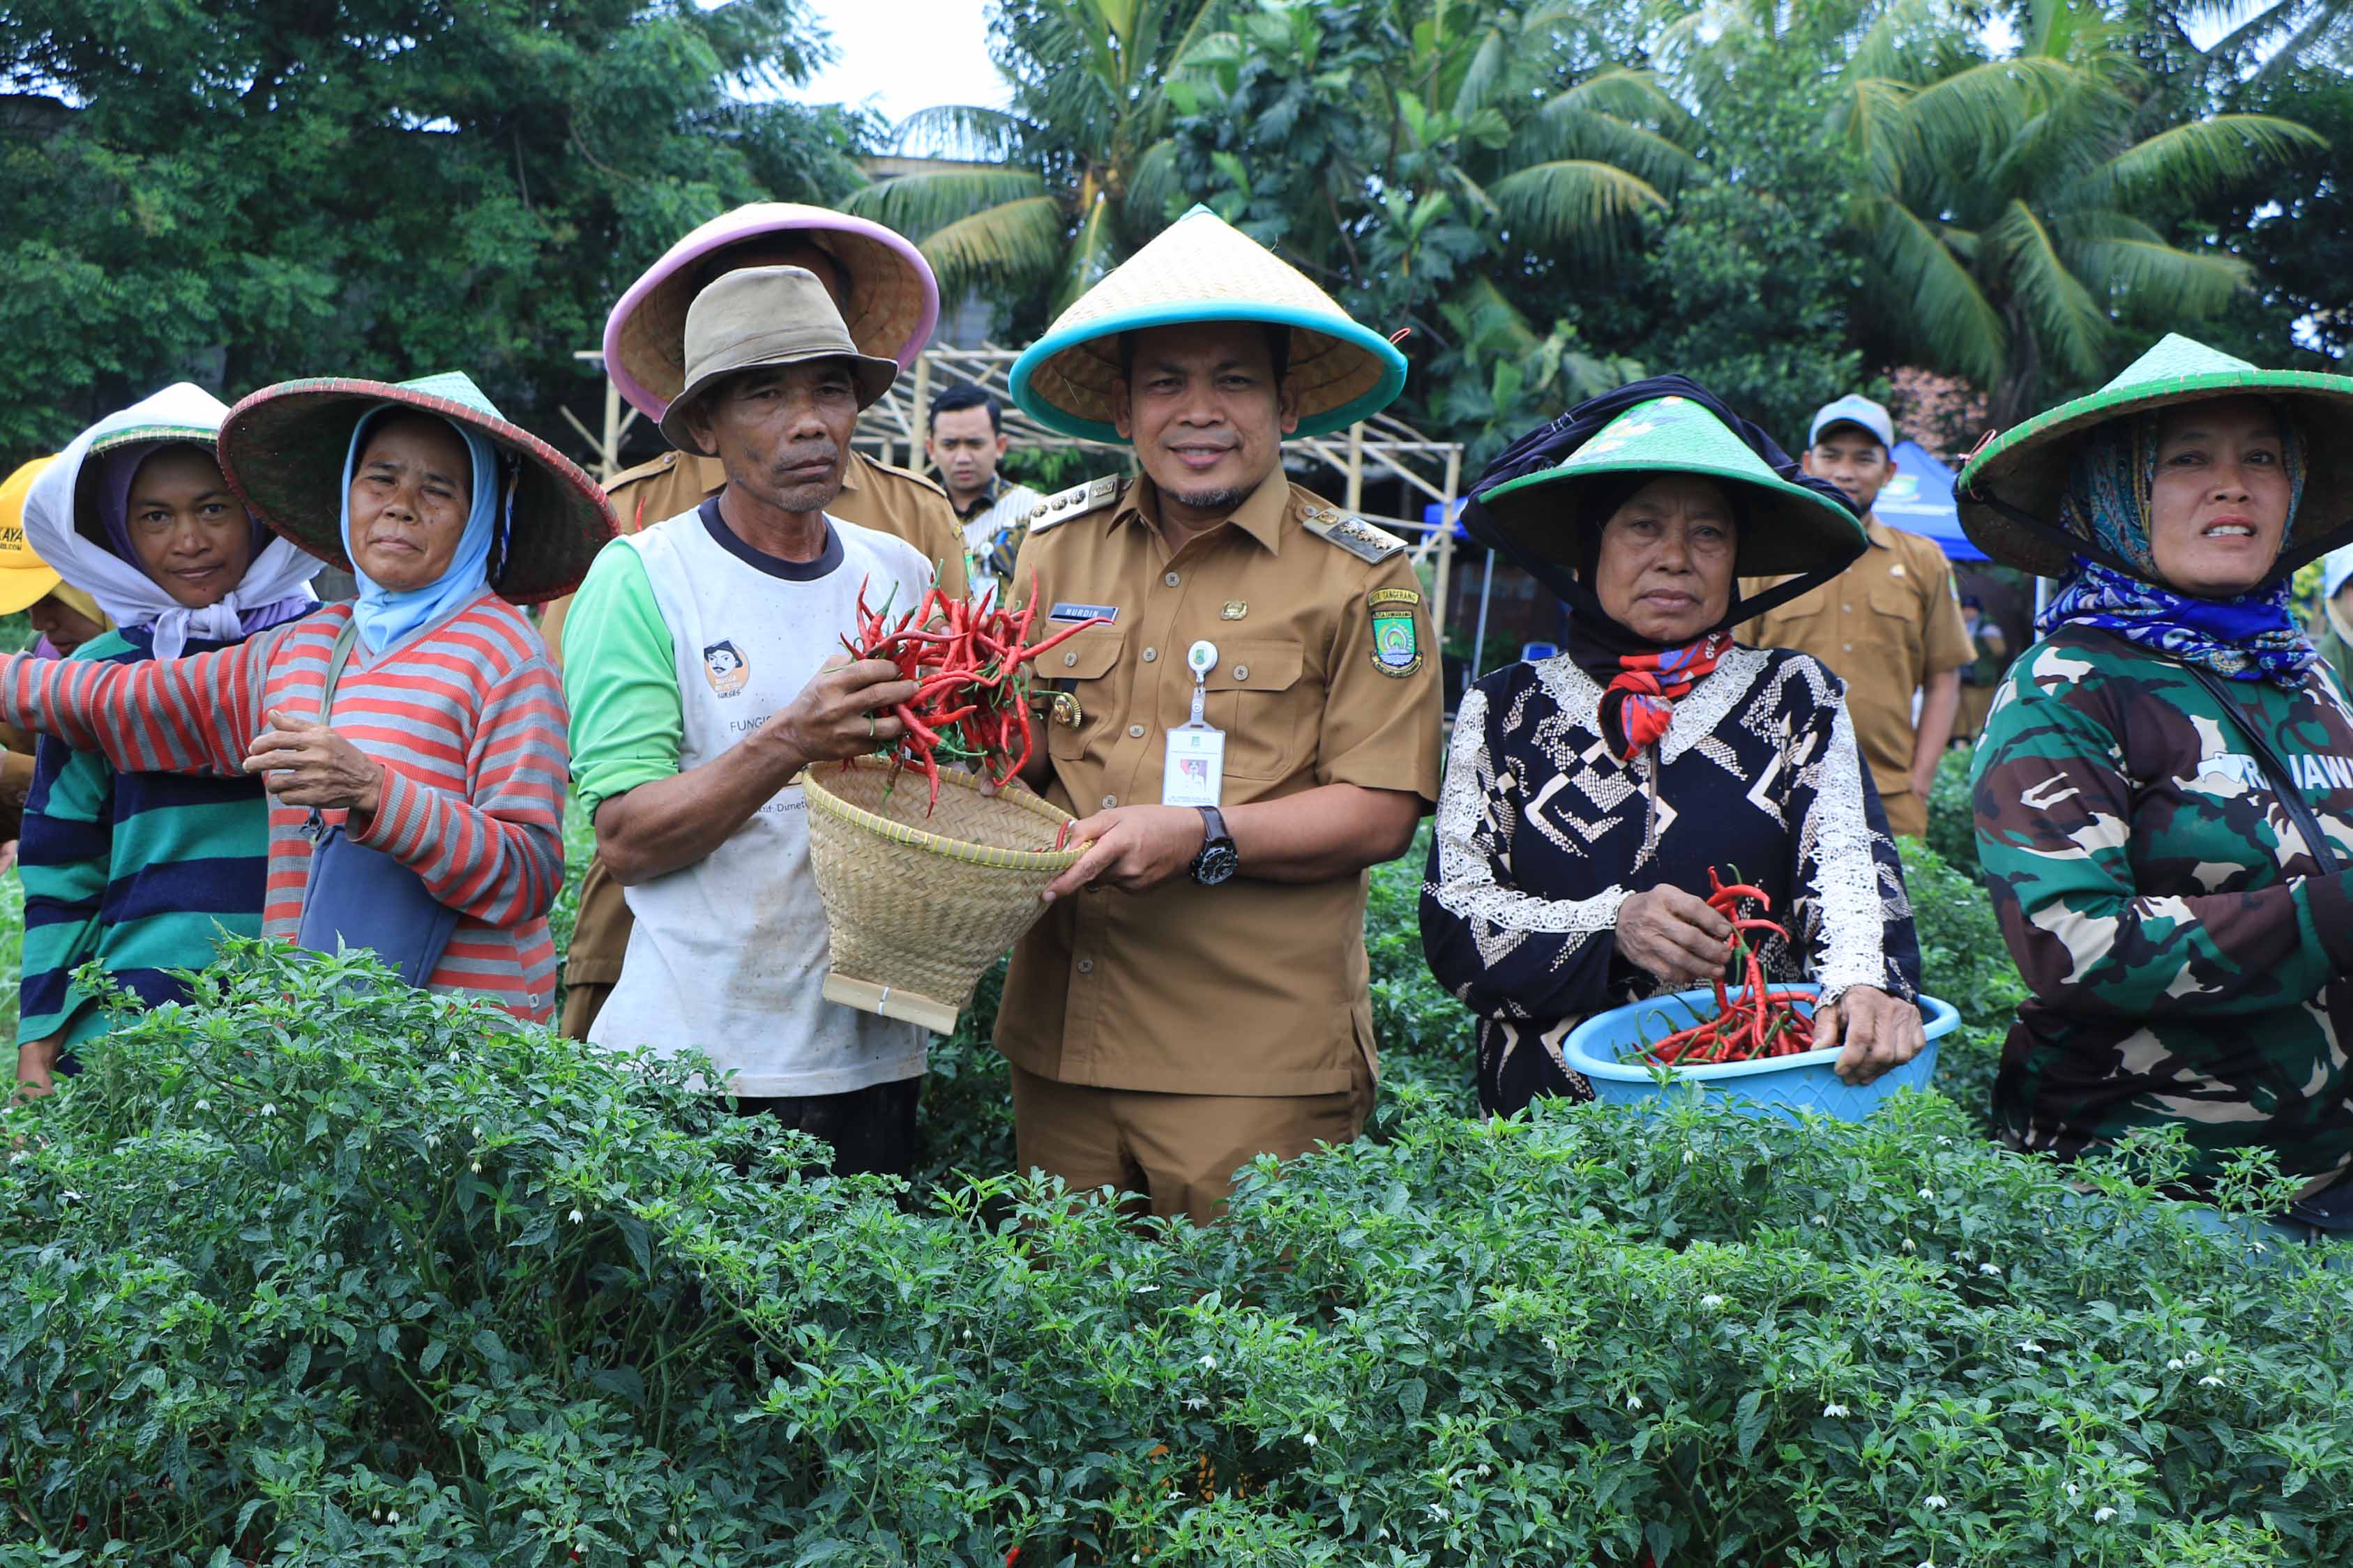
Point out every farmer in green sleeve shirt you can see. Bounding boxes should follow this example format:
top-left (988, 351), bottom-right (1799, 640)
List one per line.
top-left (1960, 335), bottom-right (2353, 1239)
top-left (561, 266), bottom-right (931, 1177)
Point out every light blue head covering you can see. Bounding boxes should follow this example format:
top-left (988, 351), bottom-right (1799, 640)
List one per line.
top-left (339, 406), bottom-right (504, 651)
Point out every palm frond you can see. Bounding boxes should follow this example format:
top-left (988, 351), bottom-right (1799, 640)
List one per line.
top-left (1451, 26), bottom-right (1511, 122)
top-left (892, 104), bottom-right (1036, 160)
top-left (1854, 192), bottom-right (2006, 386)
top-left (1490, 160), bottom-right (1667, 252)
top-left (1549, 67), bottom-right (1684, 125)
top-left (2087, 114), bottom-right (2327, 206)
top-left (1901, 56), bottom-right (2079, 169)
top-left (1511, 108), bottom-right (1702, 195)
top-left (841, 169), bottom-right (1052, 244)
top-left (1989, 199), bottom-right (2107, 382)
top-left (917, 195), bottom-right (1069, 300)
top-left (1052, 190), bottom-right (1122, 316)
top-left (2067, 235), bottom-right (2248, 319)
top-left (1122, 138), bottom-right (1184, 230)
top-left (1830, 76), bottom-right (1919, 195)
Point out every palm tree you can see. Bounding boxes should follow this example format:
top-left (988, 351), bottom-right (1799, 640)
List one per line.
top-left (840, 0), bottom-right (1229, 315)
top-left (1651, 0), bottom-right (2322, 421)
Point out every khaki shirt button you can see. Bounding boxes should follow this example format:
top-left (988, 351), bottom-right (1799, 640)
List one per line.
top-left (1843, 642), bottom-right (1854, 652)
top-left (1077, 959), bottom-right (1094, 975)
top-left (1100, 793), bottom-right (1117, 809)
top-left (1232, 664), bottom-right (1248, 680)
top-left (1142, 646), bottom-right (1158, 662)
top-left (1163, 571), bottom-right (1181, 587)
top-left (1063, 650), bottom-right (1078, 667)
top-left (1842, 602), bottom-right (1852, 611)
top-left (1128, 724), bottom-right (1146, 738)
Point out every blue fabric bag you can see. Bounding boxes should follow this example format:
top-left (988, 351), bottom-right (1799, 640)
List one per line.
top-left (293, 619), bottom-right (459, 987)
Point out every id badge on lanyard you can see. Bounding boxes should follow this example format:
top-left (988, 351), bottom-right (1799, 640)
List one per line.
top-left (1161, 639), bottom-right (1225, 808)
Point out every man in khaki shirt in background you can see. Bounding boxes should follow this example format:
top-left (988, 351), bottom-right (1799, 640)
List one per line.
top-left (1738, 395), bottom-right (1971, 838)
top-left (547, 203), bottom-right (964, 1039)
top-left (995, 205), bottom-right (1439, 1223)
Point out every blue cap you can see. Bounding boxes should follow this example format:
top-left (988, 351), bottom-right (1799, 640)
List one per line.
top-left (1808, 394), bottom-right (1895, 452)
top-left (2324, 543), bottom-right (2353, 604)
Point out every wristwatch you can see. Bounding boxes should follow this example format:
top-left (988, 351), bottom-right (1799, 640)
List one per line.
top-left (1188, 805), bottom-right (1239, 885)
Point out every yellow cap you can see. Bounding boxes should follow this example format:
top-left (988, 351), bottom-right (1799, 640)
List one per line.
top-left (0, 456), bottom-right (66, 616)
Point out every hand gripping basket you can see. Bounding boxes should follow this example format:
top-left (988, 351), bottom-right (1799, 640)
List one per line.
top-left (802, 756), bottom-right (1085, 1033)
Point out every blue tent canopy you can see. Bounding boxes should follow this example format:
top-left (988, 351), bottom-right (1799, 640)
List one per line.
top-left (1874, 440), bottom-right (1986, 562)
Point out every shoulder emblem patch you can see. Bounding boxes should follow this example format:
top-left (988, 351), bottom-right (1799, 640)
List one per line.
top-left (1301, 505), bottom-right (1407, 564)
top-left (1367, 586), bottom-right (1425, 678)
top-left (1025, 474), bottom-right (1123, 535)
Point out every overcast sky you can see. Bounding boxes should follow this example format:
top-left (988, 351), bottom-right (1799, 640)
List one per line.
top-left (790, 0), bottom-right (1011, 132)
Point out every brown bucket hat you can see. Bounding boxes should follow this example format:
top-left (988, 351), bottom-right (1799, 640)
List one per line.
top-left (657, 266), bottom-right (900, 455)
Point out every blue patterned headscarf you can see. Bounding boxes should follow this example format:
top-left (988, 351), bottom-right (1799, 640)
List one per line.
top-left (2036, 406), bottom-right (2313, 685)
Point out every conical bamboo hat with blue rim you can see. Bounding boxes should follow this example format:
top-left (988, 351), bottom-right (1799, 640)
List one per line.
top-left (1957, 333), bottom-right (2353, 579)
top-left (1476, 393), bottom-right (1868, 577)
top-left (218, 372), bottom-right (617, 605)
top-left (1009, 205), bottom-right (1408, 442)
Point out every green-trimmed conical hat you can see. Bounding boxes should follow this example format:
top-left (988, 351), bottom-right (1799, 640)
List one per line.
top-left (219, 372), bottom-right (616, 605)
top-left (1476, 394), bottom-right (1867, 578)
top-left (1008, 204), bottom-right (1407, 442)
top-left (1956, 333), bottom-right (2353, 578)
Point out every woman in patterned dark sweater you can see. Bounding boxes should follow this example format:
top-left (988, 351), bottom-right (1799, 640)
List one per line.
top-left (1421, 381), bottom-right (1925, 1115)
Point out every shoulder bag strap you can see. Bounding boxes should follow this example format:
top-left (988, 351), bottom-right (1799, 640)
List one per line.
top-left (300, 617), bottom-right (365, 843)
top-left (2176, 657), bottom-right (2344, 876)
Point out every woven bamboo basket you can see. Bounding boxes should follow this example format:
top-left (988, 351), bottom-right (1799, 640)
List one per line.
top-left (803, 757), bottom-right (1085, 1033)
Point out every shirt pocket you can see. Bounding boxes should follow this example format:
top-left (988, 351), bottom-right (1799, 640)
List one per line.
top-left (1045, 628), bottom-right (1127, 763)
top-left (1204, 640), bottom-right (1306, 781)
top-left (1863, 579), bottom-right (1925, 662)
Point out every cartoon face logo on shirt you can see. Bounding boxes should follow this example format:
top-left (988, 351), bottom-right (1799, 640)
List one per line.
top-left (703, 639), bottom-right (749, 697)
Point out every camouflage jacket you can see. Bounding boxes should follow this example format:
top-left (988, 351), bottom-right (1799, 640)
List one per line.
top-left (1972, 623), bottom-right (2353, 1196)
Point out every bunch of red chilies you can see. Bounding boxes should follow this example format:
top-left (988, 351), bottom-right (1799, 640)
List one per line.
top-left (844, 574), bottom-right (1104, 814)
top-left (1639, 868), bottom-right (1818, 1066)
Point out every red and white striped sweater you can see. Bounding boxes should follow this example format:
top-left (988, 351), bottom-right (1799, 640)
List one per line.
top-left (0, 593), bottom-right (566, 1019)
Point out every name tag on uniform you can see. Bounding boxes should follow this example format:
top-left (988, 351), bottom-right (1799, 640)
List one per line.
top-left (1162, 724), bottom-right (1225, 807)
top-left (1050, 602), bottom-right (1118, 623)
top-left (1162, 638), bottom-right (1225, 807)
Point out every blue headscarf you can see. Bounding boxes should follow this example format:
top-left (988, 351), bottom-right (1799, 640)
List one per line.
top-left (340, 406), bottom-right (506, 652)
top-left (2036, 408), bottom-right (2315, 685)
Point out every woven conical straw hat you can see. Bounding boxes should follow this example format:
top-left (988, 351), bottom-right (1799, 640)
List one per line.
top-left (1478, 395), bottom-right (1866, 579)
top-left (1010, 205), bottom-right (1407, 441)
top-left (220, 372), bottom-right (616, 605)
top-left (1957, 333), bottom-right (2353, 579)
top-left (604, 202), bottom-right (939, 423)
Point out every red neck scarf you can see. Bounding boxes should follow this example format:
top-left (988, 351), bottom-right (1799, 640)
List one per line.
top-left (1597, 632), bottom-right (1731, 761)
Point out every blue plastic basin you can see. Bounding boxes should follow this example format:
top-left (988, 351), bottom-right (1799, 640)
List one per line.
top-left (1561, 984), bottom-right (1960, 1122)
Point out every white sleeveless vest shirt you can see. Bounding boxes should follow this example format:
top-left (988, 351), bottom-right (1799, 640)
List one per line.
top-left (588, 507), bottom-right (932, 1096)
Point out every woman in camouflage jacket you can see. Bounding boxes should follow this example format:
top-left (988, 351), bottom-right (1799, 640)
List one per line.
top-left (1958, 335), bottom-right (2353, 1225)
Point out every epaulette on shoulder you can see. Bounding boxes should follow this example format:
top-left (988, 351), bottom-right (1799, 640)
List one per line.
top-left (603, 450), bottom-right (681, 489)
top-left (1298, 503), bottom-right (1407, 564)
top-left (1025, 474), bottom-right (1122, 534)
top-left (862, 454), bottom-right (948, 497)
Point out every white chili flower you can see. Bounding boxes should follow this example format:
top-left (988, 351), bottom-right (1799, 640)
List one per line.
top-left (1476, 1463), bottom-right (1492, 1477)
top-left (2015, 1341), bottom-right (2043, 1355)
top-left (1822, 1403), bottom-right (1849, 1417)
top-left (1427, 1503), bottom-right (1449, 1522)
top-left (2199, 1375), bottom-right (2223, 1387)
top-left (1918, 1187), bottom-right (1935, 1200)
top-left (470, 1161), bottom-right (482, 1175)
top-left (1303, 1433), bottom-right (1317, 1447)
top-left (569, 1208), bottom-right (585, 1224)
top-left (1924, 1495), bottom-right (1948, 1510)
top-left (425, 1134), bottom-right (438, 1148)
top-left (2185, 1350), bottom-right (2204, 1365)
top-left (2065, 1483), bottom-right (2079, 1501)
top-left (1682, 1148), bottom-right (1695, 1164)
top-left (1901, 1238), bottom-right (1916, 1252)
top-left (1700, 1294), bottom-right (1725, 1309)
top-left (1133, 1283), bottom-right (1158, 1294)
top-left (2167, 1357), bottom-right (2185, 1371)
top-left (1625, 1393), bottom-right (1642, 1411)
top-left (1199, 1354), bottom-right (1217, 1371)
top-left (1979, 1263), bottom-right (2002, 1276)
top-left (2094, 1506), bottom-right (2116, 1523)
top-left (194, 1099), bottom-right (209, 1111)
top-left (1184, 1395), bottom-right (1208, 1411)
top-left (387, 1511), bottom-right (399, 1524)
top-left (259, 1103), bottom-right (276, 1117)
top-left (1812, 1214), bottom-right (1828, 1226)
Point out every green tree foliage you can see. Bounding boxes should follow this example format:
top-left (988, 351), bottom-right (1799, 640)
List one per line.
top-left (0, 1), bottom-right (868, 455)
top-left (842, 0), bottom-right (1232, 320)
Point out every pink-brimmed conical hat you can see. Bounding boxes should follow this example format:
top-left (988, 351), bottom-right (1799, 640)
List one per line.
top-left (603, 203), bottom-right (939, 422)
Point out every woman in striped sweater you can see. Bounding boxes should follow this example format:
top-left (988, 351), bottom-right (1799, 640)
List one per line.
top-left (13, 383), bottom-right (321, 1096)
top-left (0, 373), bottom-right (613, 1031)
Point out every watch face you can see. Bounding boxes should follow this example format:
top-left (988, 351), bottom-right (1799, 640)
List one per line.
top-left (1194, 842), bottom-right (1239, 885)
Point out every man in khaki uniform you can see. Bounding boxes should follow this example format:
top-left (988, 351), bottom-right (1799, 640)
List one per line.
top-left (552, 204), bottom-right (962, 1039)
top-left (1738, 395), bottom-right (1971, 839)
top-left (995, 205), bottom-right (1439, 1223)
